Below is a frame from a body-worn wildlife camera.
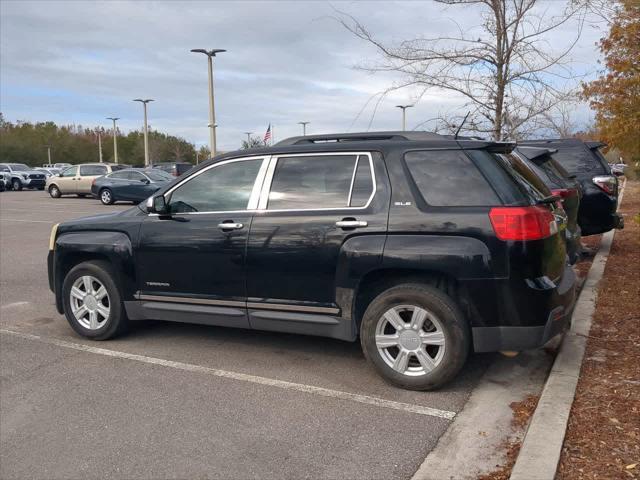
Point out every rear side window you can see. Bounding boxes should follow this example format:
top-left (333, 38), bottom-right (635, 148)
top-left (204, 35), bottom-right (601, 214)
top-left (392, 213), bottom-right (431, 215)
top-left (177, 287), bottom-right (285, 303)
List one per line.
top-left (551, 145), bottom-right (607, 175)
top-left (61, 166), bottom-right (78, 177)
top-left (404, 150), bottom-right (500, 206)
top-left (267, 155), bottom-right (359, 210)
top-left (501, 154), bottom-right (550, 198)
top-left (80, 165), bottom-right (107, 176)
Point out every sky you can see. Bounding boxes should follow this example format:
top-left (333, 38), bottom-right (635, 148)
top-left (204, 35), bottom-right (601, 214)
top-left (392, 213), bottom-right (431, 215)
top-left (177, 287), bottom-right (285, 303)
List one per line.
top-left (0, 0), bottom-right (608, 152)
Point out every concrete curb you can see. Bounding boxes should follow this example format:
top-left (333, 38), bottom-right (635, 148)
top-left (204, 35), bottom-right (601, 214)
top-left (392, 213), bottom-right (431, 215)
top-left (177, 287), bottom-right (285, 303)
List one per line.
top-left (509, 180), bottom-right (626, 480)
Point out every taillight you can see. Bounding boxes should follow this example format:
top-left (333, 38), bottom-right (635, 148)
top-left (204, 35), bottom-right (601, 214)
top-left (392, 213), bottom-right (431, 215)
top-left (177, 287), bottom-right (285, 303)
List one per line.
top-left (172, 171), bottom-right (178, 176)
top-left (550, 188), bottom-right (577, 199)
top-left (489, 205), bottom-right (558, 241)
top-left (592, 175), bottom-right (617, 195)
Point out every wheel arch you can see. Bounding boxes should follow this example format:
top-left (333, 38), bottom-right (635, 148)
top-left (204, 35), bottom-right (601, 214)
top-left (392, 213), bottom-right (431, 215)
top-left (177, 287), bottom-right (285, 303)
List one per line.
top-left (54, 231), bottom-right (136, 313)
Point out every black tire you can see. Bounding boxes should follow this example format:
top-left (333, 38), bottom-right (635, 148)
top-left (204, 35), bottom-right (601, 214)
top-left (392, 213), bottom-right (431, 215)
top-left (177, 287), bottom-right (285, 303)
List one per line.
top-left (360, 283), bottom-right (470, 391)
top-left (49, 184), bottom-right (61, 198)
top-left (62, 260), bottom-right (128, 340)
top-left (11, 179), bottom-right (22, 191)
top-left (37, 186), bottom-right (45, 191)
top-left (99, 188), bottom-right (114, 205)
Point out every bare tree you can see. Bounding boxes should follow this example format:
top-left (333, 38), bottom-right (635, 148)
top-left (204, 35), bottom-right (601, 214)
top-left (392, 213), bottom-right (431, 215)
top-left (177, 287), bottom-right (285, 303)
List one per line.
top-left (241, 135), bottom-right (267, 149)
top-left (337, 0), bottom-right (588, 140)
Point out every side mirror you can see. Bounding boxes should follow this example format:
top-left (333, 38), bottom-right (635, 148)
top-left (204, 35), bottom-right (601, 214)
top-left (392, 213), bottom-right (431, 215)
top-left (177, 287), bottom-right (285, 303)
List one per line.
top-left (58, 173), bottom-right (63, 177)
top-left (152, 195), bottom-right (168, 214)
top-left (141, 178), bottom-right (150, 184)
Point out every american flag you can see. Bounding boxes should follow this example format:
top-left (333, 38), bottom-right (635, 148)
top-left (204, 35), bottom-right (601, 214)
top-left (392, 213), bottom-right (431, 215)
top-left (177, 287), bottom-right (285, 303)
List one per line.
top-left (263, 124), bottom-right (272, 145)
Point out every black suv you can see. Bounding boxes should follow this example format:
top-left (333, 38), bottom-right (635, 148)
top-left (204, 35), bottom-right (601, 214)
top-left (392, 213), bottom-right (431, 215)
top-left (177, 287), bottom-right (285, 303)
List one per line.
top-left (513, 146), bottom-right (582, 264)
top-left (48, 132), bottom-right (576, 390)
top-left (520, 139), bottom-right (622, 236)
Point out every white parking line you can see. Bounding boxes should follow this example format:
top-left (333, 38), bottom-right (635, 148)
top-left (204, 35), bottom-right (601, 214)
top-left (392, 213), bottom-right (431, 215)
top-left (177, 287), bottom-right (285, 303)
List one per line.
top-left (0, 302), bottom-right (30, 309)
top-left (0, 328), bottom-right (456, 420)
top-left (0, 218), bottom-right (54, 223)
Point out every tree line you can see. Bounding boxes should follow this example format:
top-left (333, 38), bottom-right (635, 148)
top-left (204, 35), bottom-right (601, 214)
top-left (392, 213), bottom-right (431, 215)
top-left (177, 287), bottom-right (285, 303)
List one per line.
top-left (0, 113), bottom-right (205, 167)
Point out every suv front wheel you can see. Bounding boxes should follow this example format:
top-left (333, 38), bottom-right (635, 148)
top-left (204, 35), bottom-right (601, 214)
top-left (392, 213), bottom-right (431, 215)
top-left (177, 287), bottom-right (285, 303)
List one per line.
top-left (360, 283), bottom-right (469, 390)
top-left (62, 260), bottom-right (128, 340)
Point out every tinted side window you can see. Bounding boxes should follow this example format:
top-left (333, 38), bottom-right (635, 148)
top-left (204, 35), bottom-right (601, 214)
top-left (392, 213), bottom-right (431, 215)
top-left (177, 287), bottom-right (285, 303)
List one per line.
top-left (80, 165), bottom-right (108, 176)
top-left (502, 154), bottom-right (550, 198)
top-left (168, 159), bottom-right (262, 213)
top-left (127, 171), bottom-right (146, 181)
top-left (404, 150), bottom-right (501, 206)
top-left (268, 155), bottom-right (357, 210)
top-left (109, 171), bottom-right (129, 180)
top-left (349, 156), bottom-right (374, 207)
top-left (61, 166), bottom-right (78, 177)
top-left (551, 145), bottom-right (606, 175)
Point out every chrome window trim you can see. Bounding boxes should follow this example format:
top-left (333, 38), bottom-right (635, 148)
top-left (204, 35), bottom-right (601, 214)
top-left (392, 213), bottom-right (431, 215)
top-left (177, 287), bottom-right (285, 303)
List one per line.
top-left (346, 155), bottom-right (359, 207)
top-left (257, 151), bottom-right (376, 212)
top-left (148, 156), bottom-right (270, 216)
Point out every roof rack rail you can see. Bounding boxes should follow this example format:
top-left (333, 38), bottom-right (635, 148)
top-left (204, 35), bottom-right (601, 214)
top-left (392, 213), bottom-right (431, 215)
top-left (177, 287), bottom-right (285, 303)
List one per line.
top-left (275, 131), bottom-right (445, 146)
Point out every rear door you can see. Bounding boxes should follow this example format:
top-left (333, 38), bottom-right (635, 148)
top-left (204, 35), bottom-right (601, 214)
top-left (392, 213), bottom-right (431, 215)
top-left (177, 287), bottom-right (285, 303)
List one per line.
top-left (78, 165), bottom-right (108, 193)
top-left (245, 152), bottom-right (388, 316)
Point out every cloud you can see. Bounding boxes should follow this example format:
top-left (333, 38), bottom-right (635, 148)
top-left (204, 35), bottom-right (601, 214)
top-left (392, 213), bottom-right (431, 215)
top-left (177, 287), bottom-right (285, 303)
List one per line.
top-left (1, 0), bottom-right (604, 151)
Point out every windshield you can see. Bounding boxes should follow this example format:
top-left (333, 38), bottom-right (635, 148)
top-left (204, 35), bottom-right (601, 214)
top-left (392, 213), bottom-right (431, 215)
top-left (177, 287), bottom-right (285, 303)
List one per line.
top-left (145, 170), bottom-right (173, 181)
top-left (8, 164), bottom-right (30, 171)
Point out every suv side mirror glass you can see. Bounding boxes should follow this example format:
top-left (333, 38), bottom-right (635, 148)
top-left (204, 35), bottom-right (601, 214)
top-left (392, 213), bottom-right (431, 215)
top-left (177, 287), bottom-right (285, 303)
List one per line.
top-left (152, 195), bottom-right (168, 214)
top-left (141, 178), bottom-right (150, 184)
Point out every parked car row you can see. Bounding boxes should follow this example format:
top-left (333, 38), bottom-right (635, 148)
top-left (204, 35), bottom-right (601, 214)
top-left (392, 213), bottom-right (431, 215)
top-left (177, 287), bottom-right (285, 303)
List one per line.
top-left (46, 131), bottom-right (623, 391)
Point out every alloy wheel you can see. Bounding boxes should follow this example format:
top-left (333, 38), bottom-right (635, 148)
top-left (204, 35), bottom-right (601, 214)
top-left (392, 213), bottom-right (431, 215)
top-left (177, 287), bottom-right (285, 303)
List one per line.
top-left (69, 275), bottom-right (110, 330)
top-left (101, 190), bottom-right (112, 204)
top-left (375, 305), bottom-right (446, 377)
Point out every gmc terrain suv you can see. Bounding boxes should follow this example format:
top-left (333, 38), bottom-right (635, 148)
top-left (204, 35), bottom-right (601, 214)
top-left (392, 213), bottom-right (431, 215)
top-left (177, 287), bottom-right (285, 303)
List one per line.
top-left (520, 139), bottom-right (622, 236)
top-left (47, 132), bottom-right (576, 390)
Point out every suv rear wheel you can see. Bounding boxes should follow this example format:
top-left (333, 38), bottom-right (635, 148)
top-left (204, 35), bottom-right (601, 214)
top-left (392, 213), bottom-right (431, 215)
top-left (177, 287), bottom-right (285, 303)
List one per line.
top-left (11, 179), bottom-right (22, 191)
top-left (62, 260), bottom-right (128, 340)
top-left (360, 283), bottom-right (469, 390)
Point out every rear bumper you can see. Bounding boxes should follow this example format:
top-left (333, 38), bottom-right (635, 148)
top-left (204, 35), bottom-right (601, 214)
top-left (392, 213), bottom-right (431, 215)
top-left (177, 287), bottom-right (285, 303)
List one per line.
top-left (469, 263), bottom-right (577, 352)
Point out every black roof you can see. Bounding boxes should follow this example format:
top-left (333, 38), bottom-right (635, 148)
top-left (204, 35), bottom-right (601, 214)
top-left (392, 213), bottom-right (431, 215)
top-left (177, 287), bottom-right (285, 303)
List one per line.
top-left (520, 138), bottom-right (606, 151)
top-left (208, 131), bottom-right (514, 166)
top-left (515, 146), bottom-right (558, 162)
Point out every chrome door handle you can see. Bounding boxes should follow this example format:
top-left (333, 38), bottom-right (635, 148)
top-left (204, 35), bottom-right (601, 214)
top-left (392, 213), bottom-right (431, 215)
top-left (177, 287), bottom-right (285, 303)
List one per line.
top-left (335, 220), bottom-right (368, 228)
top-left (218, 222), bottom-right (244, 230)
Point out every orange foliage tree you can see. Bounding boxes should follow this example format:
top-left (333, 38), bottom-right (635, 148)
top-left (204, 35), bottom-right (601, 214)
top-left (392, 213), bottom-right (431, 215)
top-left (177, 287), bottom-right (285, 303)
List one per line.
top-left (582, 0), bottom-right (640, 162)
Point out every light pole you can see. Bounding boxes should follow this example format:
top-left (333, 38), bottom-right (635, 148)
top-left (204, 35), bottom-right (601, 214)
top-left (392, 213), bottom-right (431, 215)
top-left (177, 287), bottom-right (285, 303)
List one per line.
top-left (133, 99), bottom-right (154, 166)
top-left (97, 130), bottom-right (103, 163)
top-left (44, 145), bottom-right (52, 164)
top-left (298, 121), bottom-right (310, 136)
top-left (396, 105), bottom-right (413, 131)
top-left (244, 132), bottom-right (253, 144)
top-left (191, 48), bottom-right (226, 158)
top-left (106, 117), bottom-right (120, 163)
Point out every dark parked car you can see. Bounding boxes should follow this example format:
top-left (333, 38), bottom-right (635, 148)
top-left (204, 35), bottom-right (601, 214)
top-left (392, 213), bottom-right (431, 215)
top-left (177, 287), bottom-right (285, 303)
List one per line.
top-left (153, 162), bottom-right (193, 177)
top-left (519, 139), bottom-right (622, 236)
top-left (48, 131), bottom-right (576, 390)
top-left (91, 168), bottom-right (173, 205)
top-left (513, 146), bottom-right (582, 264)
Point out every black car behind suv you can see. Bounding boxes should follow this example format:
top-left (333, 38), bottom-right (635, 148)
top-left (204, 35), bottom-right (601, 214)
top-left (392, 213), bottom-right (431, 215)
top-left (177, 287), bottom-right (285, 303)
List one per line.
top-left (48, 132), bottom-right (576, 390)
top-left (520, 138), bottom-right (622, 236)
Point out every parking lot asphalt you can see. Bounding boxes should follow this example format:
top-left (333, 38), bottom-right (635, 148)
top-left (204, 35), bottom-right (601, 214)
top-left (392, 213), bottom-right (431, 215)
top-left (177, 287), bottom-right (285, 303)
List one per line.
top-left (1, 190), bottom-right (501, 479)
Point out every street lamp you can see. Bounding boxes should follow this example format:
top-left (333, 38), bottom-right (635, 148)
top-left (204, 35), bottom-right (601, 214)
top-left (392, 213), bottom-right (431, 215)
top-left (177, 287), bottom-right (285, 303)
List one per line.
top-left (191, 48), bottom-right (226, 157)
top-left (298, 121), bottom-right (310, 136)
top-left (244, 131), bottom-right (253, 143)
top-left (133, 99), bottom-right (154, 166)
top-left (97, 129), bottom-right (103, 163)
top-left (396, 105), bottom-right (414, 131)
top-left (44, 145), bottom-right (52, 164)
top-left (106, 117), bottom-right (120, 163)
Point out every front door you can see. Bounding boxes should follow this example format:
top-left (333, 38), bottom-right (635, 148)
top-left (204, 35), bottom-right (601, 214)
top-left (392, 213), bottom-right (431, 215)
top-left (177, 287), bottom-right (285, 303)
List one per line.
top-left (136, 156), bottom-right (268, 327)
top-left (57, 166), bottom-right (79, 194)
